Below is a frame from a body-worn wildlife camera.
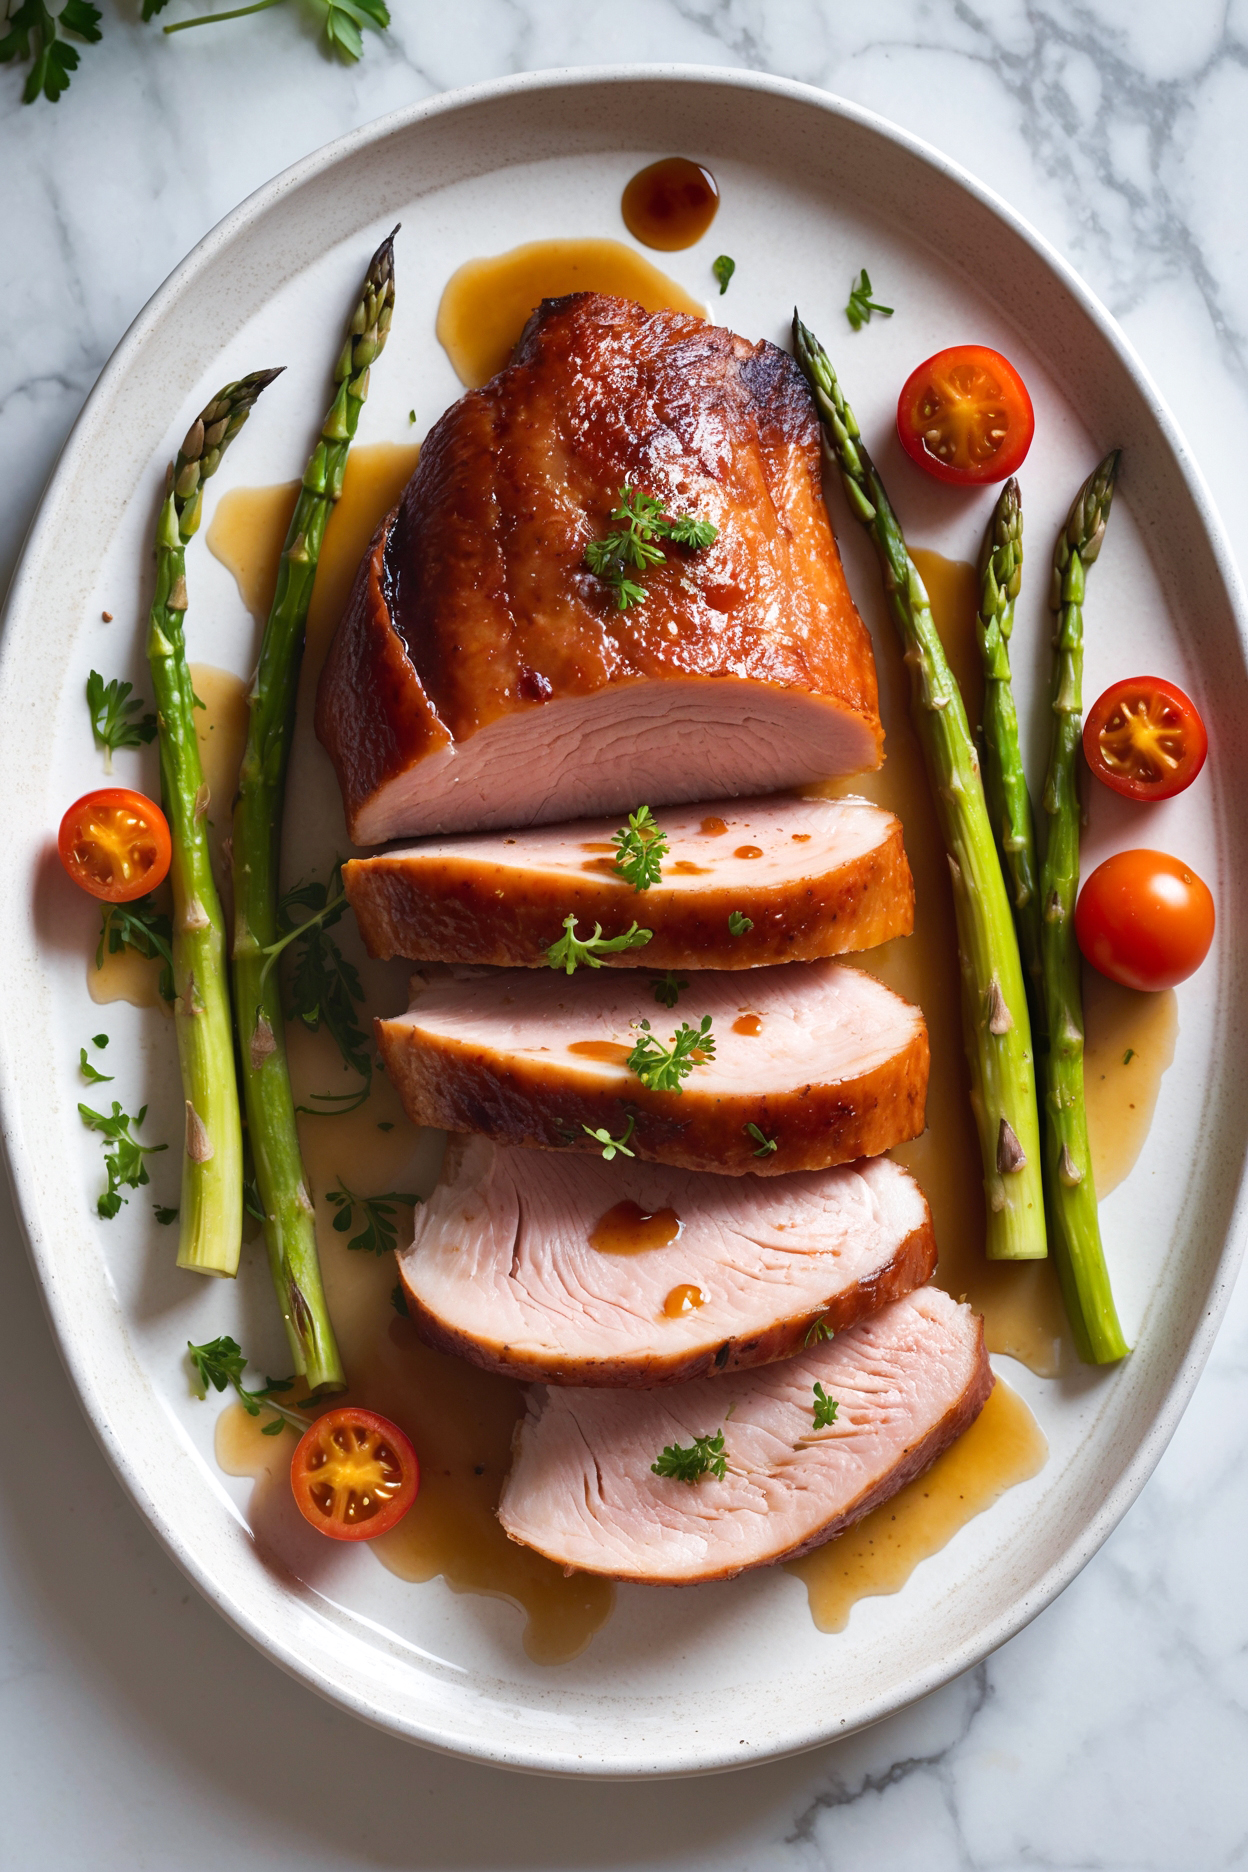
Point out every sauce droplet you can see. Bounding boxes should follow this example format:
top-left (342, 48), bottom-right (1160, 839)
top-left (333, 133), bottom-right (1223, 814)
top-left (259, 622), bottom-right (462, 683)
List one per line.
top-left (590, 1201), bottom-right (682, 1255)
top-left (671, 860), bottom-right (710, 875)
top-left (568, 1040), bottom-right (633, 1064)
top-left (734, 844), bottom-right (763, 860)
top-left (700, 815), bottom-right (729, 836)
top-left (621, 158), bottom-right (719, 252)
top-left (792, 833), bottom-right (811, 843)
top-left (664, 1283), bottom-right (707, 1317)
top-left (733, 1013), bottom-right (763, 1037)
top-left (580, 841), bottom-right (617, 852)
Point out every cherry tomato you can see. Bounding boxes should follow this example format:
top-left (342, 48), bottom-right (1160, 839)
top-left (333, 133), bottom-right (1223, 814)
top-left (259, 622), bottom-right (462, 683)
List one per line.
top-left (1083, 676), bottom-right (1207, 802)
top-left (290, 1406), bottom-right (419, 1542)
top-left (896, 345), bottom-right (1035, 485)
top-left (1075, 849), bottom-right (1214, 991)
top-left (58, 787), bottom-right (172, 903)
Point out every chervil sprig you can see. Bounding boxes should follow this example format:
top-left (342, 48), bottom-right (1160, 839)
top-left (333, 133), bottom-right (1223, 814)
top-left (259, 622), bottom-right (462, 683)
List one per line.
top-left (96, 898), bottom-right (175, 1004)
top-left (585, 484), bottom-right (717, 609)
top-left (86, 671), bottom-right (158, 772)
top-left (79, 1046), bottom-right (113, 1085)
top-left (627, 1015), bottom-right (715, 1093)
top-left (78, 1100), bottom-right (167, 1219)
top-left (744, 1121), bottom-right (777, 1157)
top-left (728, 910), bottom-right (754, 936)
top-left (186, 1334), bottom-right (309, 1437)
top-left (546, 914), bottom-right (652, 974)
top-left (845, 268), bottom-right (893, 332)
top-left (582, 1115), bottom-right (636, 1161)
top-left (612, 805), bottom-right (669, 892)
top-left (811, 1383), bottom-right (840, 1430)
top-left (268, 865), bottom-right (372, 1114)
top-left (651, 970), bottom-right (688, 1009)
top-left (804, 1316), bottom-right (833, 1348)
top-left (325, 1180), bottom-right (419, 1256)
top-left (651, 1428), bottom-right (728, 1484)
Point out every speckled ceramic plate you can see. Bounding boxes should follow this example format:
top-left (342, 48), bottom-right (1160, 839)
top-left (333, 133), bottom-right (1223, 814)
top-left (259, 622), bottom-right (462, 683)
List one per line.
top-left (2, 67), bottom-right (1246, 1778)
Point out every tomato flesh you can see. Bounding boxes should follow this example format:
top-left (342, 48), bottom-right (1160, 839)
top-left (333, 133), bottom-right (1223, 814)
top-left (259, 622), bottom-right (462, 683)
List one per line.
top-left (896, 344), bottom-right (1035, 485)
top-left (290, 1406), bottom-right (419, 1542)
top-left (1083, 676), bottom-right (1207, 802)
top-left (58, 788), bottom-right (172, 903)
top-left (1075, 848), bottom-right (1214, 992)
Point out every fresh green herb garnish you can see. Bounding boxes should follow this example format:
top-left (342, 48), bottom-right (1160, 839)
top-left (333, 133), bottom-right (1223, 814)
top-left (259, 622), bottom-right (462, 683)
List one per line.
top-left (269, 865), bottom-right (372, 1114)
top-left (804, 1316), bottom-right (833, 1348)
top-left (92, 1033), bottom-right (108, 1049)
top-left (811, 1382), bottom-right (839, 1430)
top-left (186, 1335), bottom-right (305, 1437)
top-left (651, 1428), bottom-right (728, 1484)
top-left (242, 1172), bottom-right (265, 1223)
top-left (585, 485), bottom-right (717, 610)
top-left (744, 1121), bottom-right (777, 1157)
top-left (391, 1283), bottom-right (409, 1318)
top-left (1123, 1048), bottom-right (1135, 1065)
top-left (159, 0), bottom-right (389, 66)
top-left (627, 1015), bottom-right (715, 1093)
top-left (727, 909), bottom-right (754, 936)
top-left (154, 1205), bottom-right (179, 1225)
top-left (845, 268), bottom-right (893, 332)
top-left (86, 670), bottom-right (157, 771)
top-left (96, 898), bottom-right (175, 1004)
top-left (78, 1046), bottom-right (113, 1085)
top-left (408, 409), bottom-right (416, 424)
top-left (582, 1115), bottom-right (636, 1161)
top-left (78, 1100), bottom-right (167, 1219)
top-left (651, 970), bottom-right (688, 1009)
top-left (612, 805), bottom-right (669, 892)
top-left (0, 0), bottom-right (101, 104)
top-left (546, 914), bottom-right (652, 974)
top-left (325, 1179), bottom-right (419, 1256)
top-left (712, 254), bottom-right (735, 295)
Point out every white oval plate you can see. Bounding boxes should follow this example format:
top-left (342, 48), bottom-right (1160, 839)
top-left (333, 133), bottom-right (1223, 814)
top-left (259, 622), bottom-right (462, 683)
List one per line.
top-left (2, 67), bottom-right (1246, 1779)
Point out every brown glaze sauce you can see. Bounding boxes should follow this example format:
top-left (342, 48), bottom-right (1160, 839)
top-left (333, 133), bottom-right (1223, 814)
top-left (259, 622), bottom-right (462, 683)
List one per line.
top-left (621, 158), bottom-right (719, 251)
top-left (670, 860), bottom-right (710, 875)
top-left (567, 1039), bottom-right (633, 1065)
top-left (734, 844), bottom-right (763, 860)
top-left (436, 238), bottom-right (706, 389)
top-left (664, 1283), bottom-right (707, 1317)
top-left (700, 815), bottom-right (729, 836)
top-left (733, 1013), bottom-right (763, 1037)
top-left (590, 1200), bottom-right (682, 1255)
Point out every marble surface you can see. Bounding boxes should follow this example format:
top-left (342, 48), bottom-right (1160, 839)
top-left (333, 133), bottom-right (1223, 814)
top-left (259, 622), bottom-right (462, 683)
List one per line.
top-left (3, 2), bottom-right (1248, 1864)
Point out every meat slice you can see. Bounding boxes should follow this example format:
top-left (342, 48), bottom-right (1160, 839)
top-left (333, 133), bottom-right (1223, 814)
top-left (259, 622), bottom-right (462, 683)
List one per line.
top-left (375, 959), bottom-right (928, 1176)
top-left (345, 793), bottom-right (913, 969)
top-left (398, 1135), bottom-right (936, 1387)
top-left (315, 293), bottom-right (883, 845)
top-left (497, 1288), bottom-right (992, 1584)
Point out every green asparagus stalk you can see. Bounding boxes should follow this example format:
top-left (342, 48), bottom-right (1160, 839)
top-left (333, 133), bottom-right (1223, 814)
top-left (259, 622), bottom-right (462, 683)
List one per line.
top-left (976, 479), bottom-right (1045, 1044)
top-left (1040, 453), bottom-right (1128, 1363)
top-left (231, 230), bottom-right (397, 1391)
top-left (793, 313), bottom-right (1045, 1261)
top-left (148, 369), bottom-right (282, 1277)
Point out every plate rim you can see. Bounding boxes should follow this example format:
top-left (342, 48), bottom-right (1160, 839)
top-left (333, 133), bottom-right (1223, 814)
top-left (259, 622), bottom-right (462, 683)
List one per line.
top-left (2, 60), bottom-right (1247, 1778)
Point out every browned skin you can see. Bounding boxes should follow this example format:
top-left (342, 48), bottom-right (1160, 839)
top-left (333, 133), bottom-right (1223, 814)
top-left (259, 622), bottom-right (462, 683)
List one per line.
top-left (344, 817), bottom-right (914, 967)
top-left (315, 293), bottom-right (883, 841)
top-left (398, 1212), bottom-right (938, 1388)
top-left (505, 1327), bottom-right (996, 1585)
top-left (374, 1018), bottom-right (930, 1176)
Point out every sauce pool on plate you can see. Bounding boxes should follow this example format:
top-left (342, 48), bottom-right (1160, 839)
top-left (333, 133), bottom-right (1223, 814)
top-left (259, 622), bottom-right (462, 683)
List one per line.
top-left (621, 157), bottom-right (720, 250)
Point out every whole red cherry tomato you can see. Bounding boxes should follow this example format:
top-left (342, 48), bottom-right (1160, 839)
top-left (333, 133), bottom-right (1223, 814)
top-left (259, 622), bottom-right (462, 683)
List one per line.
top-left (1075, 849), bottom-right (1214, 991)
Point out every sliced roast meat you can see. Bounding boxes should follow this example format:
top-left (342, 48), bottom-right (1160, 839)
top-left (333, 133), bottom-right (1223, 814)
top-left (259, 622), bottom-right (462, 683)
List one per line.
top-left (345, 793), bottom-right (913, 969)
top-left (315, 293), bottom-right (883, 845)
top-left (375, 958), bottom-right (928, 1176)
top-left (397, 1135), bottom-right (936, 1387)
top-left (497, 1287), bottom-right (992, 1584)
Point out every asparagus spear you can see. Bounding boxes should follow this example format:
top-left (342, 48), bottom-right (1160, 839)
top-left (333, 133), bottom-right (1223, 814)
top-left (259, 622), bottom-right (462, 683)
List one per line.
top-left (148, 369), bottom-right (282, 1277)
top-left (231, 230), bottom-right (397, 1391)
top-left (976, 479), bottom-right (1045, 1043)
top-left (1040, 453), bottom-right (1128, 1363)
top-left (792, 313), bottom-right (1045, 1261)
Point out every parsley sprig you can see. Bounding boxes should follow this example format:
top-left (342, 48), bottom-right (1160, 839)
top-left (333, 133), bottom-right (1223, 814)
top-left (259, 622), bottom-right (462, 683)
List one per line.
top-left (268, 864), bottom-right (372, 1114)
top-left (845, 268), bottom-right (894, 332)
top-left (78, 1100), bottom-right (167, 1219)
top-left (78, 1044), bottom-right (113, 1085)
top-left (325, 1179), bottom-right (419, 1255)
top-left (612, 805), bottom-right (669, 892)
top-left (811, 1383), bottom-right (840, 1430)
top-left (0, 0), bottom-right (100, 103)
top-left (187, 1335), bottom-right (309, 1437)
top-left (584, 485), bottom-right (717, 610)
top-left (627, 1015), bottom-right (715, 1093)
top-left (86, 670), bottom-right (157, 772)
top-left (582, 1115), bottom-right (636, 1161)
top-left (546, 914), bottom-right (652, 974)
top-left (96, 898), bottom-right (175, 1004)
top-left (652, 1428), bottom-right (729, 1484)
top-left (651, 970), bottom-right (688, 1009)
top-left (158, 0), bottom-right (389, 65)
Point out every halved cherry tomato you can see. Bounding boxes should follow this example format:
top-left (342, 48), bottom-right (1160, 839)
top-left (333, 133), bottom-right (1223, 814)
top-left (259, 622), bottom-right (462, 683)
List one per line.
top-left (58, 787), bottom-right (172, 903)
top-left (1083, 676), bottom-right (1207, 801)
top-left (1075, 848), bottom-right (1214, 992)
top-left (896, 344), bottom-right (1035, 485)
top-left (290, 1406), bottom-right (419, 1542)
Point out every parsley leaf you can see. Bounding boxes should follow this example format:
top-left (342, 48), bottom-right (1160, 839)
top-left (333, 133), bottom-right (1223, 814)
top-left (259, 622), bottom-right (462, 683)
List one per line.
top-left (582, 1115), bottom-right (636, 1161)
top-left (86, 670), bottom-right (157, 771)
top-left (612, 805), bottom-right (669, 892)
top-left (712, 254), bottom-right (735, 296)
top-left (845, 268), bottom-right (893, 333)
top-left (325, 1179), bottom-right (419, 1255)
top-left (584, 484), bottom-right (717, 609)
top-left (268, 864), bottom-right (372, 1113)
top-left (78, 1100), bottom-right (167, 1219)
top-left (727, 909), bottom-right (754, 936)
top-left (651, 970), bottom-right (688, 1009)
top-left (651, 1428), bottom-right (728, 1484)
top-left (391, 1282), bottom-right (410, 1317)
top-left (811, 1383), bottom-right (839, 1430)
top-left (546, 914), bottom-right (652, 974)
top-left (1, 0), bottom-right (100, 104)
top-left (159, 0), bottom-right (388, 65)
top-left (92, 1033), bottom-right (108, 1049)
top-left (186, 1335), bottom-right (305, 1435)
top-left (627, 1014), bottom-right (715, 1093)
top-left (96, 898), bottom-right (175, 1004)
top-left (79, 1046), bottom-right (113, 1085)
top-left (743, 1121), bottom-right (777, 1157)
top-left (153, 1204), bottom-right (178, 1225)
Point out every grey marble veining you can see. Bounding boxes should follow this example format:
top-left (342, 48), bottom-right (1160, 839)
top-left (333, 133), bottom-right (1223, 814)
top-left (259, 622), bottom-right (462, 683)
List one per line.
top-left (3, 3), bottom-right (1248, 1866)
